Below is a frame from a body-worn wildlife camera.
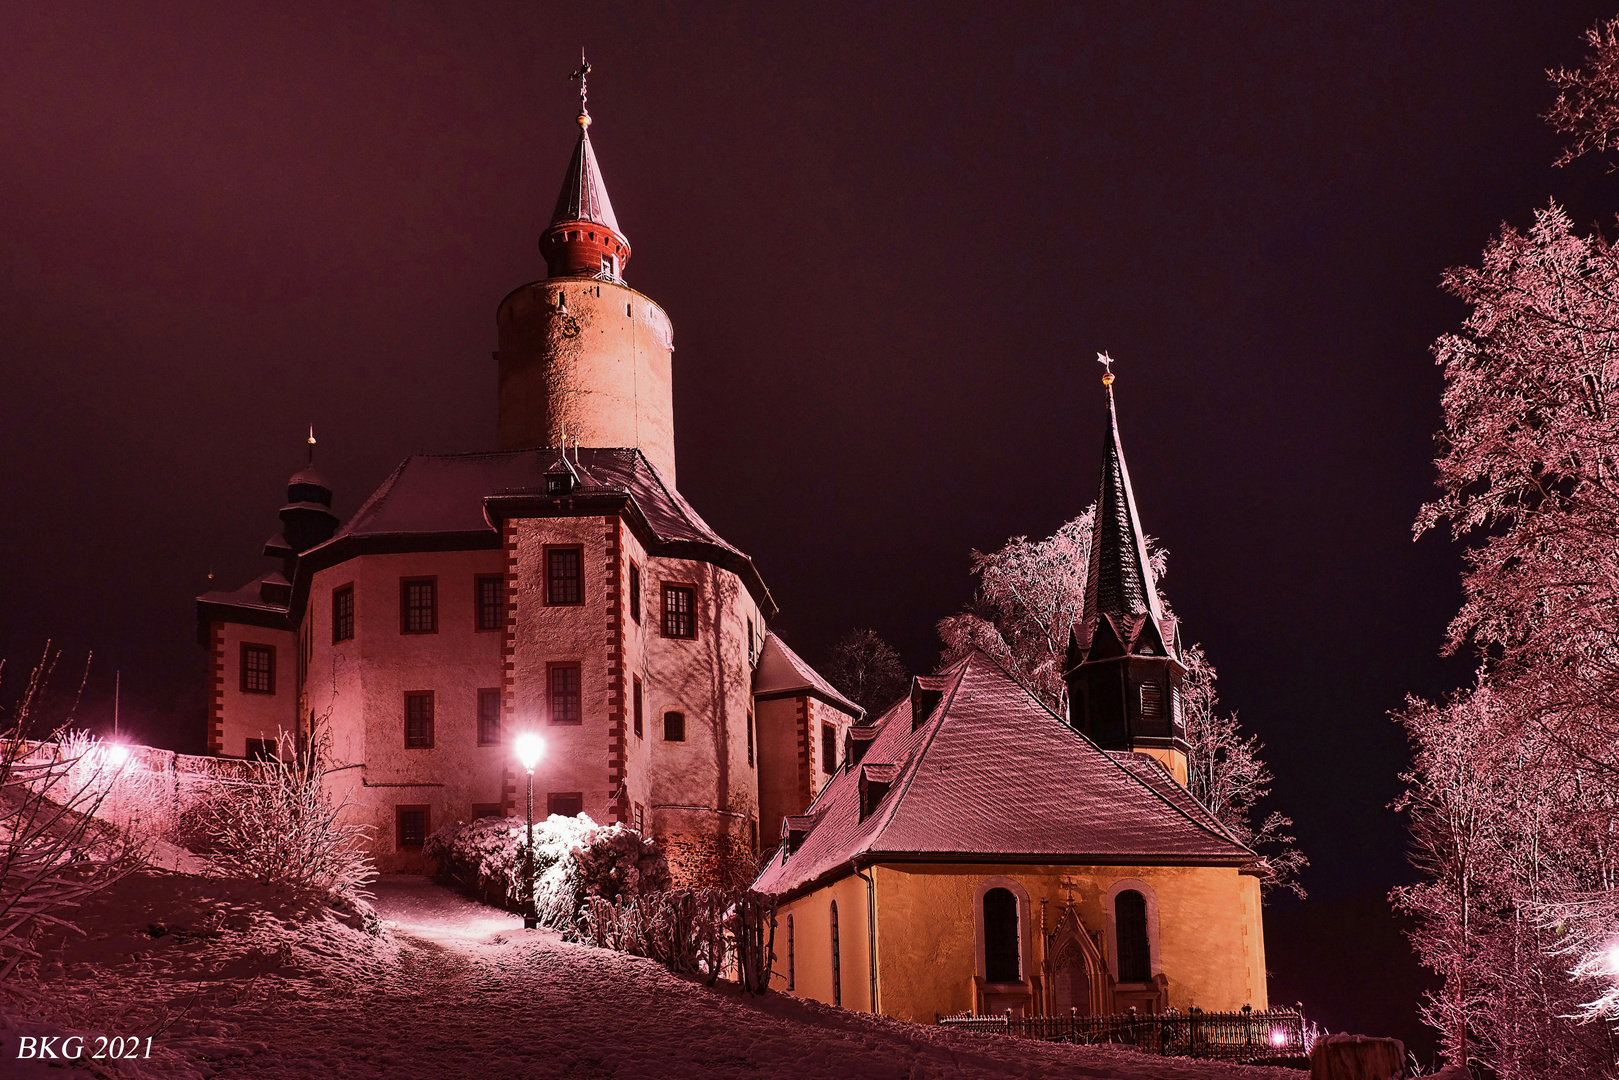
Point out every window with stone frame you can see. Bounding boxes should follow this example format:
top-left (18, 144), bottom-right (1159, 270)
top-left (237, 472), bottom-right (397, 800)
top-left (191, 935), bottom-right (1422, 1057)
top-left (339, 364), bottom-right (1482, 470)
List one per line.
top-left (1115, 889), bottom-right (1152, 983)
top-left (821, 721), bottom-right (837, 774)
top-left (663, 710), bottom-right (685, 742)
top-left (240, 643), bottom-right (275, 694)
top-left (633, 676), bottom-right (644, 738)
top-left (547, 791), bottom-right (584, 817)
top-left (400, 578), bottom-right (437, 634)
top-left (628, 561), bottom-right (641, 623)
top-left (475, 574), bottom-right (505, 632)
top-left (786, 914), bottom-right (795, 990)
top-left (546, 547), bottom-right (584, 605)
top-left (396, 806), bottom-right (429, 849)
top-left (662, 584), bottom-right (696, 639)
top-left (477, 688), bottom-right (501, 746)
top-left (332, 584), bottom-right (354, 643)
top-left (549, 663), bottom-right (581, 725)
top-left (404, 691), bottom-right (434, 749)
top-left (830, 900), bottom-right (841, 1007)
top-left (983, 887), bottom-right (1020, 982)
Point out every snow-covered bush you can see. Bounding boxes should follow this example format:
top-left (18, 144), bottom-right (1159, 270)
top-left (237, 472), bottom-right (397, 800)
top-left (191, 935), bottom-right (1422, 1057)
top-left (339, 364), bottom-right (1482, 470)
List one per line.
top-left (424, 812), bottom-right (670, 932)
top-left (198, 725), bottom-right (373, 904)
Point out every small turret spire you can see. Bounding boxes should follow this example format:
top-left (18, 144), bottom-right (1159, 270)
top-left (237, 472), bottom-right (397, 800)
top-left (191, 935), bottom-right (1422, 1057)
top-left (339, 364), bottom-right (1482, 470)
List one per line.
top-left (542, 52), bottom-right (630, 280)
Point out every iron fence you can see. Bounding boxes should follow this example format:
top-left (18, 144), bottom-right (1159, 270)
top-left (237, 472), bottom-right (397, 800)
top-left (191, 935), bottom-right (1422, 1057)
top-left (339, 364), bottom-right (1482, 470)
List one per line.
top-left (937, 1005), bottom-right (1312, 1064)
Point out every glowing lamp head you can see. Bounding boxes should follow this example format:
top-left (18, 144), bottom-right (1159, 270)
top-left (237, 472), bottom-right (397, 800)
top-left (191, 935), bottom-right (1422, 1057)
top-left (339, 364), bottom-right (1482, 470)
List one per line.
top-left (105, 743), bottom-right (131, 766)
top-left (515, 733), bottom-right (545, 772)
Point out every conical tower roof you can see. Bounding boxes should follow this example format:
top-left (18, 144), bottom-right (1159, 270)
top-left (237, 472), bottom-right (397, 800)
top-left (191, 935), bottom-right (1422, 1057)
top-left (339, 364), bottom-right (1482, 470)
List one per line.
top-left (1077, 373), bottom-right (1173, 658)
top-left (538, 58), bottom-right (632, 279)
top-left (551, 122), bottom-right (624, 237)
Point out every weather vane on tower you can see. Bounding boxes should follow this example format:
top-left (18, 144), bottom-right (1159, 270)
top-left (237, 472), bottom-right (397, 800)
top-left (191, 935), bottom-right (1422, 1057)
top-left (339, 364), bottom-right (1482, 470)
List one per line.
top-left (1097, 351), bottom-right (1116, 387)
top-left (570, 50), bottom-right (592, 129)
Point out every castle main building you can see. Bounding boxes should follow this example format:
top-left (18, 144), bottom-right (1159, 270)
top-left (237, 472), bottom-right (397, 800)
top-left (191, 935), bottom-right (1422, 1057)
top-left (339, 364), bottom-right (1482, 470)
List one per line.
top-left (196, 86), bottom-right (860, 879)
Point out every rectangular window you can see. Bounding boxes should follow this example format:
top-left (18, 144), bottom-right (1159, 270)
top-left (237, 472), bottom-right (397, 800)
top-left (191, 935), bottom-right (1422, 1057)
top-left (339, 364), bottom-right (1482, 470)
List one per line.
top-left (401, 578), bottom-right (437, 634)
top-left (332, 584), bottom-right (354, 643)
top-left (396, 806), bottom-right (429, 849)
top-left (405, 691), bottom-right (434, 748)
top-left (633, 676), bottom-right (644, 739)
top-left (1140, 681), bottom-right (1164, 719)
top-left (471, 802), bottom-right (503, 820)
top-left (549, 664), bottom-right (582, 725)
top-left (241, 643), bottom-right (275, 694)
top-left (547, 791), bottom-right (584, 817)
top-left (245, 737), bottom-right (277, 762)
top-left (477, 688), bottom-right (502, 746)
top-left (633, 803), bottom-right (645, 833)
top-left (628, 562), bottom-right (641, 623)
top-left (662, 584), bottom-right (696, 639)
top-left (475, 574), bottom-right (505, 632)
top-left (747, 710), bottom-right (755, 766)
top-left (547, 547), bottom-right (583, 605)
top-left (664, 711), bottom-right (685, 742)
top-left (747, 618), bottom-right (755, 664)
top-left (821, 722), bottom-right (837, 774)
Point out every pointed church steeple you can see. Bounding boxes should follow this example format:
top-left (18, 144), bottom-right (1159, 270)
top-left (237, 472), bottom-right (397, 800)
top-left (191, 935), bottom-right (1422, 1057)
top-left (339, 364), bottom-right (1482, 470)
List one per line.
top-left (539, 55), bottom-right (632, 280)
top-left (1066, 358), bottom-right (1190, 785)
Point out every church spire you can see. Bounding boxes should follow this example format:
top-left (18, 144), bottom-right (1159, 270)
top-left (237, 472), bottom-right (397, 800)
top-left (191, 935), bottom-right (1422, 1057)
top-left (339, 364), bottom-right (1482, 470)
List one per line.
top-left (540, 53), bottom-right (631, 280)
top-left (1066, 357), bottom-right (1190, 785)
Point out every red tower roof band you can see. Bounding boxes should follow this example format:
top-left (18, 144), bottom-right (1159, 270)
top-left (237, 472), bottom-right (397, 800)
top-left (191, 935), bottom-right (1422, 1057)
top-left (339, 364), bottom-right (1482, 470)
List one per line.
top-left (541, 58), bottom-right (630, 280)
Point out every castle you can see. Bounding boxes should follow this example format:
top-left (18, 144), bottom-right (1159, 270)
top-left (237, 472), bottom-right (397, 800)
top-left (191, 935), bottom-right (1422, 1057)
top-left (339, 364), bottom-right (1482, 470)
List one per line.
top-left (196, 74), bottom-right (1269, 1018)
top-left (195, 77), bottom-right (860, 881)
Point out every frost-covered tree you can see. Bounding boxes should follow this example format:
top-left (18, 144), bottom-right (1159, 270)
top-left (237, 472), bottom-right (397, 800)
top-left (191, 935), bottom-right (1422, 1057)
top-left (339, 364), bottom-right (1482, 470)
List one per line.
top-left (824, 629), bottom-right (910, 717)
top-left (937, 511), bottom-right (1303, 896)
top-left (1398, 22), bottom-right (1619, 1073)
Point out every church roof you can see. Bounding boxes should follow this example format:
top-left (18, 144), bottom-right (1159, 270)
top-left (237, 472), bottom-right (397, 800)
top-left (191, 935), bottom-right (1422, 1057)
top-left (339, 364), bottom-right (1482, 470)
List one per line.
top-left (753, 651), bottom-right (1254, 899)
top-left (551, 125), bottom-right (623, 237)
top-left (1075, 384), bottom-right (1177, 661)
top-left (754, 633), bottom-right (862, 717)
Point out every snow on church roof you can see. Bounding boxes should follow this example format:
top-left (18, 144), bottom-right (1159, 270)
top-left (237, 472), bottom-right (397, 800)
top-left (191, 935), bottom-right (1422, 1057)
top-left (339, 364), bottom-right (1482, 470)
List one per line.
top-left (754, 633), bottom-right (863, 718)
top-left (753, 651), bottom-right (1254, 899)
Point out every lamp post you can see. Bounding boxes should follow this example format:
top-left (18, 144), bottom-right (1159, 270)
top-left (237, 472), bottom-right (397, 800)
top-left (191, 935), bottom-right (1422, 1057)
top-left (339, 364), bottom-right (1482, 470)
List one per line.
top-left (514, 733), bottom-right (545, 930)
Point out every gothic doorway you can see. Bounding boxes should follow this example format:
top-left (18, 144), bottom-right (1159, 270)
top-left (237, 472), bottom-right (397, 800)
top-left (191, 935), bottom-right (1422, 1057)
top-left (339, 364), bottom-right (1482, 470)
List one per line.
top-left (1045, 907), bottom-right (1109, 1016)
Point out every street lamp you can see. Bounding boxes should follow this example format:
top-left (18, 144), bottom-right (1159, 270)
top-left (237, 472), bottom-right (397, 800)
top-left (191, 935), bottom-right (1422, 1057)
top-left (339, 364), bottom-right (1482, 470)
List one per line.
top-left (514, 733), bottom-right (545, 930)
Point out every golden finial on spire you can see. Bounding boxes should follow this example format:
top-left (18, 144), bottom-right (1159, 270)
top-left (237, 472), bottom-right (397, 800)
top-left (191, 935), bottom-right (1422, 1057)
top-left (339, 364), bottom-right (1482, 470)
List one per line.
top-left (1097, 351), bottom-right (1116, 387)
top-left (307, 425), bottom-right (317, 464)
top-left (570, 50), bottom-right (592, 129)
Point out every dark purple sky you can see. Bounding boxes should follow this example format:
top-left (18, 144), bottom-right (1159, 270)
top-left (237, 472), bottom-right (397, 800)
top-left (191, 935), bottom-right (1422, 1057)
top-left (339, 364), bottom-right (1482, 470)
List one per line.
top-left (3, 0), bottom-right (1614, 1047)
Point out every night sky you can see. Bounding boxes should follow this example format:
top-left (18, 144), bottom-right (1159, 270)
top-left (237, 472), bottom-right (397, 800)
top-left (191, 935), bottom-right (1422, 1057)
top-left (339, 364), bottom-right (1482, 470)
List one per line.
top-left (4, 2), bottom-right (1615, 1054)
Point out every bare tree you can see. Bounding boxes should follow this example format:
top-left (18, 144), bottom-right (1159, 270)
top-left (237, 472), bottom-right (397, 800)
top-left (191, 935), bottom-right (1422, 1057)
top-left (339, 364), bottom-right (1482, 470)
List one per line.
top-left (824, 629), bottom-right (909, 717)
top-left (1547, 16), bottom-right (1619, 167)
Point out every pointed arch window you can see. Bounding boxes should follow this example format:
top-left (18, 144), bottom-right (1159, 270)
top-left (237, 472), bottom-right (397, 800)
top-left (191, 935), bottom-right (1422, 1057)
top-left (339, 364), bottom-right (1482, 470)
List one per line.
top-left (1115, 889), bottom-right (1151, 983)
top-left (830, 900), bottom-right (841, 1006)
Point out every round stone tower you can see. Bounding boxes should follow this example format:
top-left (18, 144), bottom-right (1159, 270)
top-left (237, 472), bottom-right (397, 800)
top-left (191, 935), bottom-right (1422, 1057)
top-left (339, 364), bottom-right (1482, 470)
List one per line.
top-left (496, 93), bottom-right (678, 484)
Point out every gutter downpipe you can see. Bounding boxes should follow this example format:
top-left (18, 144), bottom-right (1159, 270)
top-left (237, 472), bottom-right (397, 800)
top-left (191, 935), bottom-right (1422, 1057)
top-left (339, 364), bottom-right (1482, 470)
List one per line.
top-left (855, 861), bottom-right (878, 1014)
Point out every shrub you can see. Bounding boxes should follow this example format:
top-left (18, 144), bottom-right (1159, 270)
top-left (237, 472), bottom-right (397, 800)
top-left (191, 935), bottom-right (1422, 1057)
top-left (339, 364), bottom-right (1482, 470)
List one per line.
top-left (424, 813), bottom-right (670, 932)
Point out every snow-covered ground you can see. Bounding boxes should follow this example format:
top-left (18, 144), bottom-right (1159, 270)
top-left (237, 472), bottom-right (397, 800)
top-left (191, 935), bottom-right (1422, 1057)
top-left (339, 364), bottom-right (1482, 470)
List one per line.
top-left (4, 871), bottom-right (1305, 1079)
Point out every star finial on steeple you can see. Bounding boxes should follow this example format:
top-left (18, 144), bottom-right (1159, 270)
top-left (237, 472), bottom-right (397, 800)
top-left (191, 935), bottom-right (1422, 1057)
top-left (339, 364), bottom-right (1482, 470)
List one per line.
top-left (570, 50), bottom-right (592, 129)
top-left (1096, 351), bottom-right (1116, 387)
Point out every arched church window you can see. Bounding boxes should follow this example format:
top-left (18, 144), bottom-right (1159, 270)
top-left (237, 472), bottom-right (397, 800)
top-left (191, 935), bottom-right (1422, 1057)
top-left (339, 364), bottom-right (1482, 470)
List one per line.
top-left (1115, 889), bottom-right (1151, 983)
top-left (786, 914), bottom-right (795, 990)
top-left (830, 901), bottom-right (841, 1006)
top-left (1139, 682), bottom-right (1163, 719)
top-left (983, 887), bottom-right (1020, 983)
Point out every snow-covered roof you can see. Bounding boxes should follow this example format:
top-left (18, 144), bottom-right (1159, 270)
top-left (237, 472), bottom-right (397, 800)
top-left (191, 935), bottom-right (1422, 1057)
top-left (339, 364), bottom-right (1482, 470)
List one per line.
top-left (754, 633), bottom-right (862, 718)
top-left (753, 651), bottom-right (1255, 899)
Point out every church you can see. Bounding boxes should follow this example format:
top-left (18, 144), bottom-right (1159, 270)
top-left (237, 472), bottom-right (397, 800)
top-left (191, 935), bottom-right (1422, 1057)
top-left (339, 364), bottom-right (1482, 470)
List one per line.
top-left (195, 77), bottom-right (861, 881)
top-left (752, 377), bottom-right (1268, 1020)
top-left (195, 72), bottom-right (1269, 1016)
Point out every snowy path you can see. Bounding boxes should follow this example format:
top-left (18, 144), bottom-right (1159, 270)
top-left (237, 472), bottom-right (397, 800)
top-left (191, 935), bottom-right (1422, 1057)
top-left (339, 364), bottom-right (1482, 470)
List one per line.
top-left (9, 872), bottom-right (1304, 1079)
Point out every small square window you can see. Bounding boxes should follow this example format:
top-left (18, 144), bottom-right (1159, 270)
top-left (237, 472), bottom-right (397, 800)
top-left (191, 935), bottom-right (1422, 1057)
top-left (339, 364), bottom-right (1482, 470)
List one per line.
top-left (245, 737), bottom-right (277, 762)
top-left (547, 547), bottom-right (583, 605)
top-left (628, 562), bottom-right (641, 624)
top-left (396, 806), bottom-right (429, 849)
top-left (477, 688), bottom-right (502, 746)
top-left (664, 711), bottom-right (686, 742)
top-left (633, 677), bottom-right (644, 739)
top-left (475, 575), bottom-right (505, 632)
top-left (401, 578), bottom-right (437, 634)
top-left (332, 585), bottom-right (354, 643)
top-left (662, 584), bottom-right (696, 639)
top-left (546, 472), bottom-right (573, 496)
top-left (547, 791), bottom-right (584, 817)
top-left (405, 692), bottom-right (434, 749)
top-left (241, 644), bottom-right (275, 694)
top-left (550, 664), bottom-right (581, 725)
top-left (821, 722), bottom-right (837, 774)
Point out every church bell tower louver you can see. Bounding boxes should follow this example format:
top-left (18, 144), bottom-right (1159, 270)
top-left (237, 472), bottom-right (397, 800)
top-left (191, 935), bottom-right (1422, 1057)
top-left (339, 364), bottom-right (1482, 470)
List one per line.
top-left (1065, 361), bottom-right (1191, 785)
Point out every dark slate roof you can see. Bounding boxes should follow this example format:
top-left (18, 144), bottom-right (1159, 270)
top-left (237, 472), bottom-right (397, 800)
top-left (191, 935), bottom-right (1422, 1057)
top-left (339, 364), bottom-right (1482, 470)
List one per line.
top-left (754, 633), bottom-right (863, 717)
top-left (1106, 751), bottom-right (1242, 844)
top-left (1076, 386), bottom-right (1177, 659)
top-left (551, 127), bottom-right (623, 237)
top-left (753, 652), bottom-right (1254, 898)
